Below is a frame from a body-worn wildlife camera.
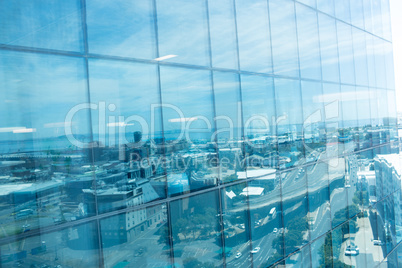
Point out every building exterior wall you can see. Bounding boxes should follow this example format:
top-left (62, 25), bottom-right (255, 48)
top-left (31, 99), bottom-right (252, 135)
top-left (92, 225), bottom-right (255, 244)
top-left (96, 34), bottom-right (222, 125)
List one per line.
top-left (0, 0), bottom-right (400, 267)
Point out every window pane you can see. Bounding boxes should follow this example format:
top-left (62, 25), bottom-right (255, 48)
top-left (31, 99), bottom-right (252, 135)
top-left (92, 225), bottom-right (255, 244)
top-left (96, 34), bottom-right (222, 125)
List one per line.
top-left (208, 0), bottom-right (238, 69)
top-left (337, 22), bottom-right (355, 84)
top-left (270, 0), bottom-right (299, 77)
top-left (100, 204), bottom-right (170, 267)
top-left (213, 72), bottom-right (245, 183)
top-left (0, 1), bottom-right (83, 51)
top-left (235, 0), bottom-right (272, 73)
top-left (0, 51), bottom-right (92, 234)
top-left (88, 59), bottom-right (167, 213)
top-left (160, 66), bottom-right (217, 195)
top-left (241, 75), bottom-right (277, 170)
top-left (86, 0), bottom-right (156, 59)
top-left (296, 4), bottom-right (321, 80)
top-left (156, 0), bottom-right (210, 66)
top-left (221, 183), bottom-right (252, 267)
top-left (275, 78), bottom-right (304, 169)
top-left (318, 14), bottom-right (340, 83)
top-left (170, 191), bottom-right (223, 267)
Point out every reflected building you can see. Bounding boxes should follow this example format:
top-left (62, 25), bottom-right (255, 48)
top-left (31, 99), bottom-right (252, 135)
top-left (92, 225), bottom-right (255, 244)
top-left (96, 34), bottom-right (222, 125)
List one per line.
top-left (0, 0), bottom-right (400, 267)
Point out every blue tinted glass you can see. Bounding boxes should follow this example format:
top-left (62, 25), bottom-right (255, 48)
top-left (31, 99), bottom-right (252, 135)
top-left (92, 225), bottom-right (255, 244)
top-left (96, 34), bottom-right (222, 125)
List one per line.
top-left (355, 87), bottom-right (372, 148)
top-left (221, 183), bottom-right (252, 267)
top-left (213, 71), bottom-right (245, 183)
top-left (317, 0), bottom-right (335, 16)
top-left (235, 0), bottom-right (272, 73)
top-left (307, 161), bottom-right (331, 240)
top-left (381, 0), bottom-right (392, 41)
top-left (335, 0), bottom-right (351, 23)
top-left (301, 81), bottom-right (326, 157)
top-left (296, 4), bottom-right (321, 80)
top-left (281, 170), bottom-right (309, 256)
top-left (311, 234), bottom-right (333, 267)
top-left (352, 28), bottom-right (369, 86)
top-left (208, 0), bottom-right (238, 69)
top-left (371, 0), bottom-right (383, 37)
top-left (374, 38), bottom-right (387, 88)
top-left (366, 33), bottom-right (378, 87)
top-left (275, 78), bottom-right (304, 169)
top-left (86, 0), bottom-right (156, 59)
top-left (241, 75), bottom-right (277, 170)
top-left (270, 0), bottom-right (299, 77)
top-left (156, 0), bottom-right (210, 66)
top-left (0, 1), bottom-right (83, 51)
top-left (337, 22), bottom-right (356, 84)
top-left (170, 191), bottom-right (223, 267)
top-left (322, 83), bottom-right (343, 157)
top-left (318, 14), bottom-right (340, 83)
top-left (159, 66), bottom-right (217, 195)
top-left (350, 0), bottom-right (365, 29)
top-left (88, 59), bottom-right (167, 211)
top-left (100, 204), bottom-right (170, 267)
top-left (384, 42), bottom-right (395, 89)
top-left (0, 51), bottom-right (93, 232)
top-left (249, 176), bottom-right (284, 267)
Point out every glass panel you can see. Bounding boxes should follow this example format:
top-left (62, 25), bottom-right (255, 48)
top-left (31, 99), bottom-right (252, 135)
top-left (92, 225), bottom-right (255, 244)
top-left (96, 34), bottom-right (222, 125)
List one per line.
top-left (335, 0), bottom-right (351, 23)
top-left (317, 0), bottom-right (335, 16)
top-left (384, 42), bottom-right (395, 89)
top-left (213, 72), bottom-right (245, 183)
top-left (281, 170), bottom-right (309, 256)
top-left (88, 59), bottom-right (166, 213)
top-left (100, 204), bottom-right (170, 268)
top-left (352, 28), bottom-right (369, 87)
top-left (86, 0), bottom-right (156, 59)
top-left (363, 0), bottom-right (374, 33)
top-left (275, 78), bottom-right (304, 169)
top-left (377, 88), bottom-right (390, 144)
top-left (285, 245), bottom-right (311, 267)
top-left (350, 0), bottom-right (365, 29)
top-left (301, 81), bottom-right (326, 160)
top-left (0, 221), bottom-right (100, 267)
top-left (156, 0), bottom-right (210, 66)
top-left (241, 74), bottom-right (277, 171)
top-left (208, 0), bottom-right (238, 69)
top-left (249, 175), bottom-right (284, 267)
top-left (368, 88), bottom-right (380, 146)
top-left (381, 0), bottom-right (392, 41)
top-left (337, 22), bottom-right (355, 85)
top-left (318, 14), bottom-right (340, 83)
top-left (327, 157), bottom-right (349, 228)
top-left (355, 87), bottom-right (371, 150)
top-left (340, 85), bottom-right (358, 149)
top-left (0, 1), bottom-right (83, 51)
top-left (269, 0), bottom-right (299, 77)
top-left (221, 183), bottom-right (252, 267)
top-left (322, 83), bottom-right (343, 157)
top-left (297, 0), bottom-right (316, 8)
top-left (373, 38), bottom-right (387, 89)
top-left (331, 222), bottom-right (352, 267)
top-left (371, 0), bottom-right (383, 37)
top-left (0, 51), bottom-right (92, 234)
top-left (235, 0), bottom-right (272, 73)
top-left (366, 33), bottom-right (377, 88)
top-left (311, 234), bottom-right (333, 268)
top-left (160, 66), bottom-right (218, 195)
top-left (170, 191), bottom-right (223, 267)
top-left (296, 4), bottom-right (321, 80)
top-left (307, 161), bottom-right (331, 240)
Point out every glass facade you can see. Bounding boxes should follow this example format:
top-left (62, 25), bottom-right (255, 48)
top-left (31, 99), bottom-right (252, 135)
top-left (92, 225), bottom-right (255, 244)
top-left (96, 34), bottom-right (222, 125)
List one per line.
top-left (0, 0), bottom-right (400, 267)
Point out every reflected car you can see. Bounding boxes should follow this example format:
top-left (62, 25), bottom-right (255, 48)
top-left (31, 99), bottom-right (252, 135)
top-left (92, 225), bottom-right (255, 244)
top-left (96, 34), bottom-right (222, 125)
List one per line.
top-left (345, 245), bottom-right (359, 256)
top-left (273, 228), bottom-right (278, 233)
top-left (251, 247), bottom-right (260, 254)
top-left (235, 252), bottom-right (242, 258)
top-left (373, 240), bottom-right (384, 246)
